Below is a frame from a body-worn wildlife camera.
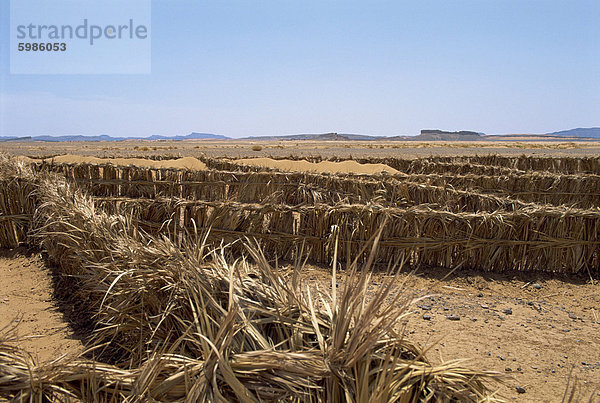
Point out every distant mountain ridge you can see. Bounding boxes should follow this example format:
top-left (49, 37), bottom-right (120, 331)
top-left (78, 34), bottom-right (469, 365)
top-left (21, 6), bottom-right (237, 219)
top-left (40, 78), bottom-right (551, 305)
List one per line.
top-left (0, 132), bottom-right (229, 142)
top-left (1, 128), bottom-right (598, 142)
top-left (240, 133), bottom-right (386, 141)
top-left (546, 128), bottom-right (600, 138)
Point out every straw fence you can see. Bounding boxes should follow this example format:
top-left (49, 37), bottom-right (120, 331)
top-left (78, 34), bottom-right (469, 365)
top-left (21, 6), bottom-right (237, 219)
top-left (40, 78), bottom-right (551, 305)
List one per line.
top-left (355, 155), bottom-right (600, 175)
top-left (199, 159), bottom-right (600, 208)
top-left (95, 197), bottom-right (600, 274)
top-left (206, 155), bottom-right (600, 175)
top-left (36, 162), bottom-right (558, 212)
top-left (405, 172), bottom-right (600, 209)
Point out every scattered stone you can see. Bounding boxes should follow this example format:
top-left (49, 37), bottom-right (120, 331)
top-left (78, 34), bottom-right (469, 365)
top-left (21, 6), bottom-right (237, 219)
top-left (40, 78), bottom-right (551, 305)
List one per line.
top-left (477, 292), bottom-right (483, 297)
top-left (421, 304), bottom-right (432, 311)
top-left (443, 307), bottom-right (450, 311)
top-left (422, 314), bottom-right (431, 321)
top-left (499, 356), bottom-right (505, 361)
top-left (532, 283), bottom-right (541, 289)
top-left (527, 301), bottom-right (534, 306)
top-left (562, 329), bottom-right (570, 332)
top-left (480, 304), bottom-right (489, 309)
top-left (568, 313), bottom-right (577, 320)
top-left (503, 308), bottom-right (513, 315)
top-left (517, 367), bottom-right (522, 371)
top-left (505, 367), bottom-right (512, 372)
top-left (471, 318), bottom-right (477, 322)
top-left (446, 314), bottom-right (460, 321)
top-left (516, 386), bottom-right (526, 394)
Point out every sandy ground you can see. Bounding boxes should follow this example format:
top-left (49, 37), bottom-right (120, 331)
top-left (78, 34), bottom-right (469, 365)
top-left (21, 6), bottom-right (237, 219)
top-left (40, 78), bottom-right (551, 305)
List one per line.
top-left (46, 154), bottom-right (207, 170)
top-left (0, 249), bottom-right (84, 364)
top-left (302, 265), bottom-right (600, 402)
top-left (39, 154), bottom-right (397, 175)
top-left (233, 157), bottom-right (398, 174)
top-left (3, 140), bottom-right (600, 160)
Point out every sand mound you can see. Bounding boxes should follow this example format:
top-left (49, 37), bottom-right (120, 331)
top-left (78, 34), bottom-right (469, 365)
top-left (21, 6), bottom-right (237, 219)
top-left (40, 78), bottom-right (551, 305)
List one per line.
top-left (234, 158), bottom-right (398, 175)
top-left (45, 155), bottom-right (207, 170)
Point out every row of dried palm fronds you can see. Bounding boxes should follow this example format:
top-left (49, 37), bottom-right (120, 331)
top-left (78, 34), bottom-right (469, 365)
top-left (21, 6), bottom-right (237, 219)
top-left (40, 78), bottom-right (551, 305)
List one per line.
top-left (94, 196), bottom-right (600, 274)
top-left (0, 154), bottom-right (501, 401)
top-left (356, 155), bottom-right (600, 175)
top-left (214, 155), bottom-right (600, 175)
top-left (204, 157), bottom-right (527, 177)
top-left (200, 159), bottom-right (600, 208)
top-left (35, 161), bottom-right (600, 209)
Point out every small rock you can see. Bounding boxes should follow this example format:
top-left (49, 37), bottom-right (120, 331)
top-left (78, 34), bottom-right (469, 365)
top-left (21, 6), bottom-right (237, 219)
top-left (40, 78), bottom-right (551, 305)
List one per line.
top-left (499, 356), bottom-right (505, 361)
top-left (477, 292), bottom-right (483, 297)
top-left (505, 367), bottom-right (512, 372)
top-left (568, 313), bottom-right (577, 320)
top-left (421, 304), bottom-right (432, 311)
top-left (516, 386), bottom-right (526, 394)
top-left (517, 367), bottom-right (522, 371)
top-left (532, 283), bottom-right (541, 289)
top-left (527, 301), bottom-right (534, 306)
top-left (503, 308), bottom-right (513, 315)
top-left (423, 315), bottom-right (431, 321)
top-left (446, 315), bottom-right (460, 321)
top-left (480, 304), bottom-right (489, 309)
top-left (471, 317), bottom-right (477, 322)
top-left (443, 307), bottom-right (450, 311)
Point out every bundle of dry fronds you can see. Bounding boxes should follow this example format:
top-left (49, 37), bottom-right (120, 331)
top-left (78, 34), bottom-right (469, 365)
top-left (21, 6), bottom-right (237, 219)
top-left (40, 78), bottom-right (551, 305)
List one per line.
top-left (0, 155), bottom-right (41, 248)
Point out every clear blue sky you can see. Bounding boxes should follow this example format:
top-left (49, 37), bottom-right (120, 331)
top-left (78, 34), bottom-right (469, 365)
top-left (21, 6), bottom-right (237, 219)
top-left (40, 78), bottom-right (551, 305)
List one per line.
top-left (1, 0), bottom-right (599, 138)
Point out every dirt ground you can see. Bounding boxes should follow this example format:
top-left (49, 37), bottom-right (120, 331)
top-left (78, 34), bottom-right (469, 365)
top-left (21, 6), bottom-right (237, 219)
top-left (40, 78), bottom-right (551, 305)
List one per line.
top-left (0, 249), bottom-right (84, 364)
top-left (2, 139), bottom-right (600, 160)
top-left (302, 264), bottom-right (600, 402)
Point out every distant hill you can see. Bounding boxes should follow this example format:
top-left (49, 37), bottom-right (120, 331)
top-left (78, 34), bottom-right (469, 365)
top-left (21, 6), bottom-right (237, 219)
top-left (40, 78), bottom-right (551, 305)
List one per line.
top-left (392, 130), bottom-right (483, 141)
top-left (241, 133), bottom-right (384, 141)
top-left (0, 132), bottom-right (229, 142)
top-left (32, 134), bottom-right (123, 142)
top-left (146, 132), bottom-right (229, 140)
top-left (0, 136), bottom-right (32, 142)
top-left (546, 128), bottom-right (600, 138)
